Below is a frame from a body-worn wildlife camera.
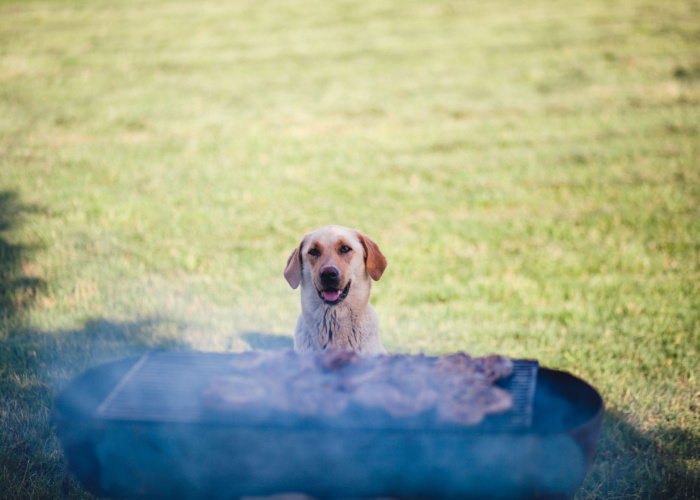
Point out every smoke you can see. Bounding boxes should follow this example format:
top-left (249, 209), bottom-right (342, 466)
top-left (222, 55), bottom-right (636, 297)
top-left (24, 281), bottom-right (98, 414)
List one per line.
top-left (53, 353), bottom-right (602, 499)
top-left (104, 273), bottom-right (296, 353)
top-left (88, 422), bottom-right (586, 500)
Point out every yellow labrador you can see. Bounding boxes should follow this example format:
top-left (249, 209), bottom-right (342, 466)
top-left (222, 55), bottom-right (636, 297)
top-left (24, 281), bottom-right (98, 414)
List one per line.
top-left (284, 226), bottom-right (388, 355)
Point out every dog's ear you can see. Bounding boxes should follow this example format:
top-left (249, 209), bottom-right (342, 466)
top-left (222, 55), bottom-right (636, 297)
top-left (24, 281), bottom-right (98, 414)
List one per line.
top-left (356, 231), bottom-right (387, 281)
top-left (284, 238), bottom-right (305, 289)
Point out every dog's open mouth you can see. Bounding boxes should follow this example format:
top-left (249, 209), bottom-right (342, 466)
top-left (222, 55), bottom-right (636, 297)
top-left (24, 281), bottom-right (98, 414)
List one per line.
top-left (318, 281), bottom-right (351, 306)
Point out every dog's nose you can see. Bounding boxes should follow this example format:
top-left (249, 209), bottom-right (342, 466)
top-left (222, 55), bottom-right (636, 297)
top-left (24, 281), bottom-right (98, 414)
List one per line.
top-left (320, 266), bottom-right (339, 282)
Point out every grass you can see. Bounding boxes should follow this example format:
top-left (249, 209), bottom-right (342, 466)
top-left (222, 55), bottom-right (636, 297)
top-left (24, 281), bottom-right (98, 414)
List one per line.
top-left (1, 0), bottom-right (698, 497)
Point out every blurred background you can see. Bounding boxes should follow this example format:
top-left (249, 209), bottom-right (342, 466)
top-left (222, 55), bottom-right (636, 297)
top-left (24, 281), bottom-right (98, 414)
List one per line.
top-left (1, 0), bottom-right (698, 497)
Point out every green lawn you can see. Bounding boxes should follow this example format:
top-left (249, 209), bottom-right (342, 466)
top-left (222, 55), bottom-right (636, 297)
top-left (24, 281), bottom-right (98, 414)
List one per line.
top-left (1, 0), bottom-right (698, 497)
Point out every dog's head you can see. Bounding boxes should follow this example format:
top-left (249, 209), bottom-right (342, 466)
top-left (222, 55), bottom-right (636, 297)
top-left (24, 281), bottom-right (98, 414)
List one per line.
top-left (284, 225), bottom-right (387, 307)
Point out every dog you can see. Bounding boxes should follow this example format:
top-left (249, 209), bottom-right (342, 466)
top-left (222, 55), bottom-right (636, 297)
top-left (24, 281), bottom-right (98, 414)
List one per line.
top-left (284, 225), bottom-right (388, 355)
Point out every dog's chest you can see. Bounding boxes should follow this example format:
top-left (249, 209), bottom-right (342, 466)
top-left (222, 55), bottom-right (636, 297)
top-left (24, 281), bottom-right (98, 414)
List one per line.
top-left (309, 307), bottom-right (361, 350)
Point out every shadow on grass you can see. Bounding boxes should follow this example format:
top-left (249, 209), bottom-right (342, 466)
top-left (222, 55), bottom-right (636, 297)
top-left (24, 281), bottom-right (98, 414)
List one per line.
top-left (0, 191), bottom-right (45, 333)
top-left (578, 410), bottom-right (699, 499)
top-left (0, 193), bottom-right (194, 496)
top-left (1, 317), bottom-right (192, 498)
top-left (241, 331), bottom-right (294, 350)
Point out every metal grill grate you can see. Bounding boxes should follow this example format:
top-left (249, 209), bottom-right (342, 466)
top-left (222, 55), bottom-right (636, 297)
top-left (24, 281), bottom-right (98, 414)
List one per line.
top-left (488, 358), bottom-right (539, 431)
top-left (96, 351), bottom-right (538, 431)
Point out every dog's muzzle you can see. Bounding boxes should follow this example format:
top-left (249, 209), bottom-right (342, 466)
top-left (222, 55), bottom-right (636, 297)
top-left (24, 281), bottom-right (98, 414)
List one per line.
top-left (317, 280), bottom-right (351, 306)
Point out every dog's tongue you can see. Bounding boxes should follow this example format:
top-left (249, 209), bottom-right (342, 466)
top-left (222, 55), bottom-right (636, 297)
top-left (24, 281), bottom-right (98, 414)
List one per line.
top-left (322, 290), bottom-right (341, 302)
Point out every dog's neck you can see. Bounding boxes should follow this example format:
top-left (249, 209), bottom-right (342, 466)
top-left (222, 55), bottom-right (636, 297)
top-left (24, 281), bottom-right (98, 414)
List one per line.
top-left (302, 301), bottom-right (362, 350)
top-left (297, 283), bottom-right (380, 352)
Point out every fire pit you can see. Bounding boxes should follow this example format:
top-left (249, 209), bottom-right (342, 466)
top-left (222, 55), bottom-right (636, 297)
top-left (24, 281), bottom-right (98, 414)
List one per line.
top-left (52, 351), bottom-right (603, 499)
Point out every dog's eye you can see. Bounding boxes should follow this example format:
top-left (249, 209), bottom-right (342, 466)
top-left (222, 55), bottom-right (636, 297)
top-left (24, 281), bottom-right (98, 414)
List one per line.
top-left (308, 248), bottom-right (321, 257)
top-left (339, 245), bottom-right (352, 254)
